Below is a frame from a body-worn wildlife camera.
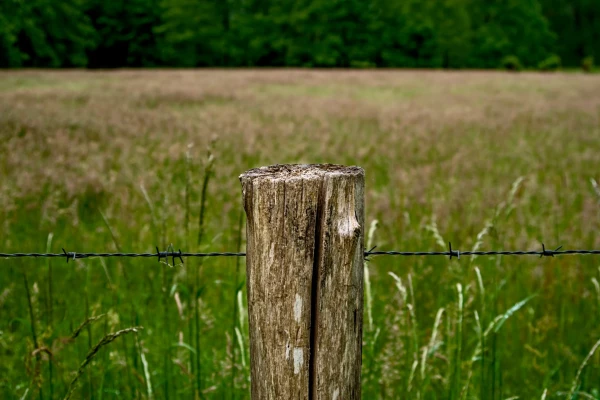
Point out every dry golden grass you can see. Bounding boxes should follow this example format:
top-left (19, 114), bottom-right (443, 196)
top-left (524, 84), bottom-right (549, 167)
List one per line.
top-left (1, 70), bottom-right (599, 237)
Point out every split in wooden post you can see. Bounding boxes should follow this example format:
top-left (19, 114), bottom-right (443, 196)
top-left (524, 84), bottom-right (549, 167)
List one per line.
top-left (240, 164), bottom-right (364, 400)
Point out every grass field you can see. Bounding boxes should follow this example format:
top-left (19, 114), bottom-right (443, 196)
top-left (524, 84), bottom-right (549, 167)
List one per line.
top-left (1, 69), bottom-right (600, 399)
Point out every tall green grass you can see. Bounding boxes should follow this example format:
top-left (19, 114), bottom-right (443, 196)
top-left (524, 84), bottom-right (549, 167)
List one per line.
top-left (1, 70), bottom-right (599, 399)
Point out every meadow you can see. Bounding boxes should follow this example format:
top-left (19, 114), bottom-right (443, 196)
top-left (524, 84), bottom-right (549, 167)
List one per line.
top-left (1, 69), bottom-right (600, 399)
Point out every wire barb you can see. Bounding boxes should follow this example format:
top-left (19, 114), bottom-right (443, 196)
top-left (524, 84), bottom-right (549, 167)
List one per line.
top-left (363, 246), bottom-right (377, 262)
top-left (174, 249), bottom-right (184, 265)
top-left (62, 248), bottom-right (77, 263)
top-left (540, 243), bottom-right (563, 258)
top-left (448, 242), bottom-right (460, 260)
top-left (156, 246), bottom-right (165, 263)
top-left (155, 245), bottom-right (185, 265)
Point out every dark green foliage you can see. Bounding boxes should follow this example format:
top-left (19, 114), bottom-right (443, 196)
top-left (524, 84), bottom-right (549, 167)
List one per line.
top-left (501, 55), bottom-right (523, 71)
top-left (0, 1), bottom-right (21, 67)
top-left (0, 0), bottom-right (93, 67)
top-left (539, 0), bottom-right (600, 67)
top-left (538, 54), bottom-right (561, 71)
top-left (582, 56), bottom-right (594, 72)
top-left (0, 0), bottom-right (598, 68)
top-left (85, 0), bottom-right (162, 67)
top-left (435, 0), bottom-right (472, 68)
top-left (469, 0), bottom-right (555, 68)
top-left (155, 0), bottom-right (224, 67)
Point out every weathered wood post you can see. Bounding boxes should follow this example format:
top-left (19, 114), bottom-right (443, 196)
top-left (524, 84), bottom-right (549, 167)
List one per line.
top-left (240, 164), bottom-right (364, 400)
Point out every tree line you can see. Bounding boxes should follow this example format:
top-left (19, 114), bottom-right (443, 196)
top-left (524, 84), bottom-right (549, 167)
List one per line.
top-left (0, 0), bottom-right (598, 69)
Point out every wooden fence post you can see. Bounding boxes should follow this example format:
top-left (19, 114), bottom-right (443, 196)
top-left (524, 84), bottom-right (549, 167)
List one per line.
top-left (240, 164), bottom-right (364, 400)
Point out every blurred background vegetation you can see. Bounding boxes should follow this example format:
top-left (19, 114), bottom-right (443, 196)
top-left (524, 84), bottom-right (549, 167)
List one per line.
top-left (0, 0), bottom-right (598, 70)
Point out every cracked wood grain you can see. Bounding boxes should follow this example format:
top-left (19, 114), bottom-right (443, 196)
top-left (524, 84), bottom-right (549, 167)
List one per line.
top-left (240, 164), bottom-right (364, 400)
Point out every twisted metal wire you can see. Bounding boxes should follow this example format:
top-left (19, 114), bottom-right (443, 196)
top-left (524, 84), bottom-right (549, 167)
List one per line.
top-left (0, 252), bottom-right (247, 259)
top-left (0, 250), bottom-right (245, 263)
top-left (365, 249), bottom-right (600, 257)
top-left (364, 243), bottom-right (600, 260)
top-left (1, 243), bottom-right (599, 263)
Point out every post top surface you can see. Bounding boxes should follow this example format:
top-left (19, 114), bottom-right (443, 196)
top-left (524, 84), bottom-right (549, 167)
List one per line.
top-left (240, 164), bottom-right (364, 181)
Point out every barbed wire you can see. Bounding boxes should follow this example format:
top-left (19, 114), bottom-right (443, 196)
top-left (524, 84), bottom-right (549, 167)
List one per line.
top-left (0, 246), bottom-right (245, 265)
top-left (1, 243), bottom-right (600, 263)
top-left (365, 244), bottom-right (600, 260)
